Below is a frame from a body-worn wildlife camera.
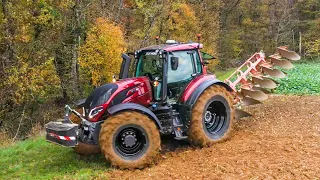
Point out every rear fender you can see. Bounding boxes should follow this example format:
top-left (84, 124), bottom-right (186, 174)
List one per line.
top-left (107, 103), bottom-right (163, 132)
top-left (185, 79), bottom-right (233, 107)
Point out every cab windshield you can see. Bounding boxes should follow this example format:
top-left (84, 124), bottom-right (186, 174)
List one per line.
top-left (135, 51), bottom-right (163, 80)
top-left (135, 51), bottom-right (163, 101)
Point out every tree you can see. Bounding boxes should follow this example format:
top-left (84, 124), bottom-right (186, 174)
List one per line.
top-left (295, 0), bottom-right (320, 58)
top-left (79, 18), bottom-right (126, 87)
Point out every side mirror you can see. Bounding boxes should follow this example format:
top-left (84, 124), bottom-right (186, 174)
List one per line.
top-left (170, 57), bottom-right (179, 70)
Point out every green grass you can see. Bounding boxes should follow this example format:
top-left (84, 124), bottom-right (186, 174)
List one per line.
top-left (274, 62), bottom-right (320, 95)
top-left (0, 137), bottom-right (110, 180)
top-left (215, 68), bottom-right (237, 81)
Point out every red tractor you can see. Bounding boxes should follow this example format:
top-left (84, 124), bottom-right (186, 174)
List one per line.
top-left (45, 40), bottom-right (299, 169)
top-left (46, 40), bottom-right (235, 169)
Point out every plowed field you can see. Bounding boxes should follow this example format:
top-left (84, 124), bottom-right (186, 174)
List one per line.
top-left (108, 95), bottom-right (320, 179)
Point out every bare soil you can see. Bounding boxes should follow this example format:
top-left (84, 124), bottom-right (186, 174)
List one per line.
top-left (107, 95), bottom-right (320, 180)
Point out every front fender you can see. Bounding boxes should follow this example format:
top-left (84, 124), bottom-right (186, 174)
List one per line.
top-left (107, 103), bottom-right (163, 131)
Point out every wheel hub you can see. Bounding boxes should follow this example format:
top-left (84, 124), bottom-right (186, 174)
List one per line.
top-left (124, 134), bottom-right (137, 147)
top-left (114, 126), bottom-right (147, 158)
top-left (204, 111), bottom-right (212, 122)
top-left (203, 100), bottom-right (227, 135)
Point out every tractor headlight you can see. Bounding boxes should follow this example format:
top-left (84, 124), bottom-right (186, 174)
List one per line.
top-left (88, 106), bottom-right (104, 119)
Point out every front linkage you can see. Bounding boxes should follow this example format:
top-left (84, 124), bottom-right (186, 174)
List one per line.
top-left (45, 105), bottom-right (99, 148)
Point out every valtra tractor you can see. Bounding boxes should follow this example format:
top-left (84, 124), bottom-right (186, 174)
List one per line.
top-left (45, 37), bottom-right (300, 169)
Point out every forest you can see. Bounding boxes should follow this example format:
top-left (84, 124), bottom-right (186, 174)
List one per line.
top-left (0, 0), bottom-right (319, 139)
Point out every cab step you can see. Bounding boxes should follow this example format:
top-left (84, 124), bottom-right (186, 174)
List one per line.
top-left (174, 136), bottom-right (188, 140)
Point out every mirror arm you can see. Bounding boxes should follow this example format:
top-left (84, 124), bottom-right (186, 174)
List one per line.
top-left (202, 61), bottom-right (210, 65)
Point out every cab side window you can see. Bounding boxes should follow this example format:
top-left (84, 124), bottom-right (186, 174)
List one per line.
top-left (194, 51), bottom-right (202, 74)
top-left (168, 51), bottom-right (195, 83)
top-left (167, 50), bottom-right (202, 99)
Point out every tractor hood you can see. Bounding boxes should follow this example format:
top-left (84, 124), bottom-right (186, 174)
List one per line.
top-left (84, 83), bottom-right (118, 112)
top-left (83, 76), bottom-right (153, 122)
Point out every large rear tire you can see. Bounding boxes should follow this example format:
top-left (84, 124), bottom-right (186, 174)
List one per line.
top-left (99, 111), bottom-right (161, 169)
top-left (188, 86), bottom-right (235, 147)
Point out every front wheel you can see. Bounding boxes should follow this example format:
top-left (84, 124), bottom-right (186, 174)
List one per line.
top-left (188, 86), bottom-right (235, 147)
top-left (99, 111), bottom-right (161, 169)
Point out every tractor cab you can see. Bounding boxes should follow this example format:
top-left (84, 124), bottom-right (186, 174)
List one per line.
top-left (121, 41), bottom-right (207, 104)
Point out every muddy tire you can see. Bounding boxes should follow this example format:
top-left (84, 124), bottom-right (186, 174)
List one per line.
top-left (74, 142), bottom-right (101, 155)
top-left (99, 111), bottom-right (160, 169)
top-left (69, 108), bottom-right (83, 124)
top-left (188, 85), bottom-right (235, 147)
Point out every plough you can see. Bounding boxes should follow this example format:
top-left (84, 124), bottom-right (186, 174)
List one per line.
top-left (224, 46), bottom-right (301, 118)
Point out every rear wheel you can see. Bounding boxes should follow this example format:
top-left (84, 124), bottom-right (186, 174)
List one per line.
top-left (188, 86), bottom-right (235, 147)
top-left (99, 111), bottom-right (160, 169)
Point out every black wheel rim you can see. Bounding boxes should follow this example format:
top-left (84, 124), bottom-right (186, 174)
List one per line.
top-left (203, 96), bottom-right (229, 138)
top-left (114, 125), bottom-right (148, 160)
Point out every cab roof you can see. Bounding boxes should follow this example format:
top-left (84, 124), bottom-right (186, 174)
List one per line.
top-left (139, 42), bottom-right (203, 52)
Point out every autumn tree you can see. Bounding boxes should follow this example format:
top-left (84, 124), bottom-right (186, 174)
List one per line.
top-left (79, 18), bottom-right (126, 88)
top-left (188, 0), bottom-right (221, 70)
top-left (295, 0), bottom-right (320, 58)
top-left (0, 0), bottom-right (63, 137)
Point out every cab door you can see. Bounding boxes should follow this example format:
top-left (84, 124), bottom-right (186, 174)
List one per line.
top-left (167, 50), bottom-right (202, 100)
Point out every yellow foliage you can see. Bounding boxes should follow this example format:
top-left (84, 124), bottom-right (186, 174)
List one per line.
top-left (79, 18), bottom-right (126, 86)
top-left (168, 3), bottom-right (200, 42)
top-left (5, 58), bottom-right (61, 104)
top-left (305, 39), bottom-right (320, 58)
